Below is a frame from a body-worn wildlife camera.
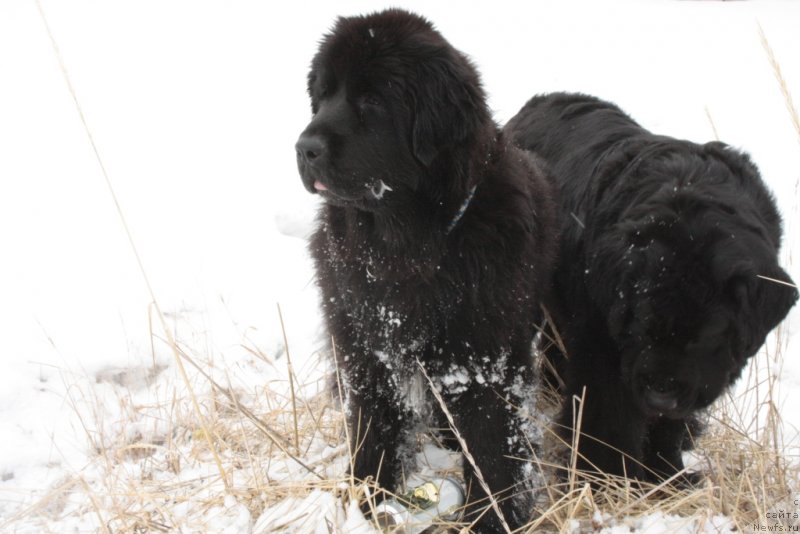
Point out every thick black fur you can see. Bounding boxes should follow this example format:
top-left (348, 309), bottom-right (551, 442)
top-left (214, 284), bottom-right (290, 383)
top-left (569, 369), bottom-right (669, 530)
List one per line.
top-left (295, 10), bottom-right (556, 531)
top-left (505, 92), bottom-right (797, 484)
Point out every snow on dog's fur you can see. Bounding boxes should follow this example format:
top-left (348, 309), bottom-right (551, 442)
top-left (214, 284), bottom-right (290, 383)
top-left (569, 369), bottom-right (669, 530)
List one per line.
top-left (295, 9), bottom-right (556, 531)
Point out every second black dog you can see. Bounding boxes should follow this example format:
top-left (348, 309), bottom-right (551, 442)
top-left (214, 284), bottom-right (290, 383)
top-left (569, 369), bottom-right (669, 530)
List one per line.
top-left (506, 92), bottom-right (797, 483)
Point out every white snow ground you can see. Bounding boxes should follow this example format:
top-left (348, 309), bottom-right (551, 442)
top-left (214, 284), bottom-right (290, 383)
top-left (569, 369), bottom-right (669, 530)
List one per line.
top-left (0, 0), bottom-right (798, 532)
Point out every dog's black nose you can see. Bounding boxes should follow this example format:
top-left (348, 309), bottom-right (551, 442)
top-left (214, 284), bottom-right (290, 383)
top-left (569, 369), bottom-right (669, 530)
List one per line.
top-left (644, 388), bottom-right (679, 412)
top-left (640, 374), bottom-right (682, 413)
top-left (295, 134), bottom-right (327, 164)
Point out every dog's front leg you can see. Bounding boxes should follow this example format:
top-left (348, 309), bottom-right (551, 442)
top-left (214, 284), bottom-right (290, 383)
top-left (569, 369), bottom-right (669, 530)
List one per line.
top-left (642, 415), bottom-right (700, 485)
top-left (345, 372), bottom-right (411, 493)
top-left (443, 379), bottom-right (533, 533)
top-left (559, 371), bottom-right (649, 481)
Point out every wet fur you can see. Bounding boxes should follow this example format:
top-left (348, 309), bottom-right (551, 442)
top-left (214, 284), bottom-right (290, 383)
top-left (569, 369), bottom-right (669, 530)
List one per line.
top-left (505, 92), bottom-right (797, 483)
top-left (296, 10), bottom-right (556, 530)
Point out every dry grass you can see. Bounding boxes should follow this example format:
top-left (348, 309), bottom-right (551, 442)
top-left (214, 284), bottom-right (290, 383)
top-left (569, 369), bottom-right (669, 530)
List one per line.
top-left (1, 310), bottom-right (796, 533)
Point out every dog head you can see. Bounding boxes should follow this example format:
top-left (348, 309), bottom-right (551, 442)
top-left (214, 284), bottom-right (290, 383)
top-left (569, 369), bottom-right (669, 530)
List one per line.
top-left (295, 9), bottom-right (490, 211)
top-left (589, 144), bottom-right (797, 418)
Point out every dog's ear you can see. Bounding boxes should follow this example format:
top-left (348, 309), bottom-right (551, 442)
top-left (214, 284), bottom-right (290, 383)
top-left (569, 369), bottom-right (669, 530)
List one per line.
top-left (704, 142), bottom-right (759, 180)
top-left (410, 53), bottom-right (487, 166)
top-left (730, 265), bottom-right (797, 355)
top-left (704, 142), bottom-right (784, 245)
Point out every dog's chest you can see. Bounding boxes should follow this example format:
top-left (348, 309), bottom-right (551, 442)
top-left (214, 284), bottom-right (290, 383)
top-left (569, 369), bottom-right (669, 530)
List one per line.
top-left (339, 264), bottom-right (438, 345)
top-left (364, 300), bottom-right (440, 414)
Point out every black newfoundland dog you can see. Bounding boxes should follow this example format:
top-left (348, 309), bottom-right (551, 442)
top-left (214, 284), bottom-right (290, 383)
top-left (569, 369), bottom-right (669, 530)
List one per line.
top-left (505, 92), bottom-right (797, 484)
top-left (295, 9), bottom-right (555, 531)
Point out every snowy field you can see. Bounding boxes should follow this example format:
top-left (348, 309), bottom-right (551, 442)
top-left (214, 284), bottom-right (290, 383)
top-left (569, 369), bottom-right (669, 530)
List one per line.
top-left (0, 0), bottom-right (799, 532)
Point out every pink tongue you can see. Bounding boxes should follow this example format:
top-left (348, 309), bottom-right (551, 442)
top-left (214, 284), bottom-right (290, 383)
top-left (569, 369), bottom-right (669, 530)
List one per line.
top-left (314, 180), bottom-right (328, 191)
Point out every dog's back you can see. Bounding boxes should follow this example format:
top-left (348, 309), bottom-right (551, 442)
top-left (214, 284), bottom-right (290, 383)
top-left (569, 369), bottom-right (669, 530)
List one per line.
top-left (506, 92), bottom-right (644, 186)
